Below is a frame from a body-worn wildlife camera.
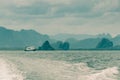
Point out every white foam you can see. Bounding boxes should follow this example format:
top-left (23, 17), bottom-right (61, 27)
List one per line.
top-left (77, 66), bottom-right (119, 80)
top-left (0, 58), bottom-right (24, 80)
top-left (60, 63), bottom-right (119, 80)
top-left (17, 58), bottom-right (119, 80)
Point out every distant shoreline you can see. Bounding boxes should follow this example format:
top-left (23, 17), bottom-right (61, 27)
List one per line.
top-left (0, 49), bottom-right (120, 51)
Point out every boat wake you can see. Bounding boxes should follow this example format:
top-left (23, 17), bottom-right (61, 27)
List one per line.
top-left (18, 58), bottom-right (119, 80)
top-left (0, 58), bottom-right (24, 80)
top-left (51, 62), bottom-right (119, 80)
top-left (0, 56), bottom-right (118, 80)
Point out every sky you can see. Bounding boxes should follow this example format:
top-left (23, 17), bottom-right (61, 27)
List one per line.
top-left (0, 0), bottom-right (120, 36)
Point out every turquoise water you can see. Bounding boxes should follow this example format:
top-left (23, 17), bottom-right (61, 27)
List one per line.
top-left (0, 51), bottom-right (120, 80)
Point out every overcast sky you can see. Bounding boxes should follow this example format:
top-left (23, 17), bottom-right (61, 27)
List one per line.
top-left (0, 0), bottom-right (120, 36)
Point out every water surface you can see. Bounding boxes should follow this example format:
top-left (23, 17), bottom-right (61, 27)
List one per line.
top-left (0, 51), bottom-right (120, 80)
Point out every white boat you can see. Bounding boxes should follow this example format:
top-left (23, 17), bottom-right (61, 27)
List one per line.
top-left (24, 46), bottom-right (36, 51)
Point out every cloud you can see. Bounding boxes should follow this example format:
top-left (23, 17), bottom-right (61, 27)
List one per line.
top-left (0, 0), bottom-right (119, 36)
top-left (12, 2), bottom-right (51, 15)
top-left (93, 0), bottom-right (120, 12)
top-left (0, 0), bottom-right (95, 16)
top-left (1, 0), bottom-right (119, 17)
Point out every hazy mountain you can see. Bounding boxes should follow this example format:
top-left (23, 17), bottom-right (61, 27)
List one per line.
top-left (51, 41), bottom-right (70, 50)
top-left (112, 35), bottom-right (120, 46)
top-left (51, 33), bottom-right (112, 41)
top-left (0, 27), bottom-right (51, 49)
top-left (51, 33), bottom-right (96, 41)
top-left (0, 26), bottom-right (120, 50)
top-left (66, 38), bottom-right (102, 49)
top-left (96, 38), bottom-right (113, 49)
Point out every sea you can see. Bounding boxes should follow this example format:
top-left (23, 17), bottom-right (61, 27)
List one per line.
top-left (0, 51), bottom-right (120, 80)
